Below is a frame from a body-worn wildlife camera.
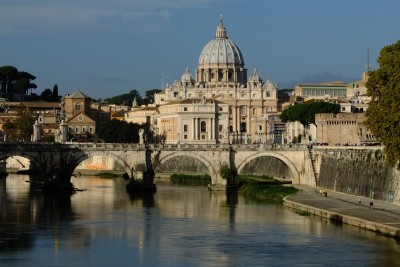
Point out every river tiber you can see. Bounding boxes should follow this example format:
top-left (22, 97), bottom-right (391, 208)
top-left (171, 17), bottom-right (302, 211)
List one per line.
top-left (1, 17), bottom-right (400, 267)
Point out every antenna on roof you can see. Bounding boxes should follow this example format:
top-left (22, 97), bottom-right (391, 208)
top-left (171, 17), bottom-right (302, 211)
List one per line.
top-left (367, 47), bottom-right (371, 74)
top-left (161, 73), bottom-right (169, 90)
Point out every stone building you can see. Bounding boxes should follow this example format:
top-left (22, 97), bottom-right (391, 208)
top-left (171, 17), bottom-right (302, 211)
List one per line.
top-left (61, 89), bottom-right (96, 140)
top-left (314, 113), bottom-right (378, 146)
top-left (294, 82), bottom-right (348, 100)
top-left (146, 17), bottom-right (281, 144)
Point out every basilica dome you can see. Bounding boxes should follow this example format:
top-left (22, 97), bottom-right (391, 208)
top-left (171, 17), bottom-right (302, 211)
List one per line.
top-left (198, 17), bottom-right (244, 67)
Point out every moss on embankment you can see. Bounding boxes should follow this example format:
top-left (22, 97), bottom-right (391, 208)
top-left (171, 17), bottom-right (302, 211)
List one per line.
top-left (237, 175), bottom-right (298, 203)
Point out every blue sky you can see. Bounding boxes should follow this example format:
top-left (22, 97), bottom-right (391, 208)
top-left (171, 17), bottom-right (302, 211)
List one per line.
top-left (1, 0), bottom-right (399, 99)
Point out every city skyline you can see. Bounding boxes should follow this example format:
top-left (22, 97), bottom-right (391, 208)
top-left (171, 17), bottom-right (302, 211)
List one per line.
top-left (1, 0), bottom-right (399, 99)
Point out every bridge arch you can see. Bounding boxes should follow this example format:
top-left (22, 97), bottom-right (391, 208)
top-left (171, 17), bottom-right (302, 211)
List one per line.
top-left (72, 151), bottom-right (132, 177)
top-left (237, 151), bottom-right (300, 184)
top-left (155, 151), bottom-right (219, 184)
top-left (0, 152), bottom-right (40, 172)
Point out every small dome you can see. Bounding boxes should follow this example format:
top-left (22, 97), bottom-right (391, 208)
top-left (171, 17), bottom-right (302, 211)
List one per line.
top-left (180, 67), bottom-right (195, 83)
top-left (248, 68), bottom-right (263, 82)
top-left (198, 16), bottom-right (244, 66)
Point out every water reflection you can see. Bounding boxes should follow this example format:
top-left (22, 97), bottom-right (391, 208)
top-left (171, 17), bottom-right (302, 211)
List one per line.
top-left (0, 174), bottom-right (400, 267)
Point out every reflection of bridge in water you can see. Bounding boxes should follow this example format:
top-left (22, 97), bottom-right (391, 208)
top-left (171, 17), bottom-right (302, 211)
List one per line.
top-left (0, 142), bottom-right (315, 188)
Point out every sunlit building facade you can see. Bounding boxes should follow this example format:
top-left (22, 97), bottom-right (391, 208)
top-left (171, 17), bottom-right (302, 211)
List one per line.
top-left (145, 17), bottom-right (281, 144)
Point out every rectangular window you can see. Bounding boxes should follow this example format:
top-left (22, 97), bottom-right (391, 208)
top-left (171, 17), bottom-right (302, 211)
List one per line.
top-left (184, 107), bottom-right (187, 111)
top-left (184, 135), bottom-right (188, 139)
top-left (184, 125), bottom-right (188, 132)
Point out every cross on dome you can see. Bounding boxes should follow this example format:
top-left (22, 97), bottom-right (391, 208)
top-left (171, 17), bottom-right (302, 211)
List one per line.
top-left (216, 15), bottom-right (227, 38)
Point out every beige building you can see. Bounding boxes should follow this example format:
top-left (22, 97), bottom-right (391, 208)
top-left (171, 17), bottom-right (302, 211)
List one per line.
top-left (294, 82), bottom-right (348, 101)
top-left (61, 89), bottom-right (96, 140)
top-left (143, 17), bottom-right (281, 144)
top-left (315, 113), bottom-right (378, 146)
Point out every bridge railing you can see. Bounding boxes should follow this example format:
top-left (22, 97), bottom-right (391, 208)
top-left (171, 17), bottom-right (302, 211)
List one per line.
top-left (0, 141), bottom-right (310, 151)
top-left (74, 143), bottom-right (308, 151)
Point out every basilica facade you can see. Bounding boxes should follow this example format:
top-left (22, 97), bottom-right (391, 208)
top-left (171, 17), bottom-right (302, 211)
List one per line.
top-left (128, 17), bottom-right (281, 144)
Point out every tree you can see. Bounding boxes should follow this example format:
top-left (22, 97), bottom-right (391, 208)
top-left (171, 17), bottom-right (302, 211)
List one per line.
top-left (365, 40), bottom-right (400, 167)
top-left (144, 89), bottom-right (162, 104)
top-left (40, 89), bottom-right (53, 102)
top-left (52, 84), bottom-right (59, 101)
top-left (0, 66), bottom-right (18, 96)
top-left (17, 71), bottom-right (37, 95)
top-left (104, 89), bottom-right (143, 106)
top-left (0, 66), bottom-right (37, 99)
top-left (3, 110), bottom-right (36, 141)
top-left (97, 119), bottom-right (141, 143)
top-left (280, 102), bottom-right (340, 126)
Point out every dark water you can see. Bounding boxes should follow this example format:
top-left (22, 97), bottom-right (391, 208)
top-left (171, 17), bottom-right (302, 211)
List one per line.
top-left (1, 174), bottom-right (400, 267)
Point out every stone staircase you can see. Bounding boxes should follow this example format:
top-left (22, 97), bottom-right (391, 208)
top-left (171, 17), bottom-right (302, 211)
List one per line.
top-left (307, 146), bottom-right (319, 186)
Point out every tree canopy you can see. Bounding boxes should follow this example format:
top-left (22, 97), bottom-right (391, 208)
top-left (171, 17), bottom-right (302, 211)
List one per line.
top-left (365, 40), bottom-right (400, 167)
top-left (97, 119), bottom-right (141, 143)
top-left (3, 110), bottom-right (36, 141)
top-left (280, 102), bottom-right (340, 126)
top-left (0, 66), bottom-right (37, 99)
top-left (104, 90), bottom-right (142, 106)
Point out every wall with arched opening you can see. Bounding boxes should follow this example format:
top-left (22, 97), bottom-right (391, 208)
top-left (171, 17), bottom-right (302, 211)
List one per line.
top-left (237, 152), bottom-right (300, 183)
top-left (72, 152), bottom-right (131, 178)
top-left (155, 152), bottom-right (217, 184)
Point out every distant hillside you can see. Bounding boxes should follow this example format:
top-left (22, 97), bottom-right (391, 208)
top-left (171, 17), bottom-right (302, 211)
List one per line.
top-left (278, 71), bottom-right (358, 89)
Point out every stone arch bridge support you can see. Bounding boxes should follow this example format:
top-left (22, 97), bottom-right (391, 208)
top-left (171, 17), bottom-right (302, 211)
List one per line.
top-left (0, 143), bottom-right (314, 188)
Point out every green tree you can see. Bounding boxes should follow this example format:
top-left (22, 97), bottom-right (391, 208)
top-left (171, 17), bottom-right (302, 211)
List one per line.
top-left (365, 40), bottom-right (400, 167)
top-left (104, 89), bottom-right (142, 106)
top-left (52, 84), bottom-right (59, 101)
top-left (16, 71), bottom-right (37, 95)
top-left (3, 110), bottom-right (36, 141)
top-left (0, 66), bottom-right (19, 97)
top-left (0, 66), bottom-right (37, 99)
top-left (40, 88), bottom-right (53, 101)
top-left (280, 102), bottom-right (340, 126)
top-left (97, 119), bottom-right (141, 143)
top-left (144, 89), bottom-right (162, 104)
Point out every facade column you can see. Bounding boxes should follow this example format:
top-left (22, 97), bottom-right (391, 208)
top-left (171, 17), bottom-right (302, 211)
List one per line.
top-left (247, 106), bottom-right (251, 134)
top-left (236, 106), bottom-right (240, 132)
top-left (211, 118), bottom-right (215, 140)
top-left (193, 118), bottom-right (196, 140)
top-left (208, 118), bottom-right (212, 140)
top-left (197, 118), bottom-right (200, 140)
top-left (232, 106), bottom-right (237, 132)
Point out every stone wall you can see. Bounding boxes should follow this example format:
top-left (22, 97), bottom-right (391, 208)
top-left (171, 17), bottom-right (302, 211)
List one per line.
top-left (315, 147), bottom-right (400, 204)
top-left (76, 155), bottom-right (124, 171)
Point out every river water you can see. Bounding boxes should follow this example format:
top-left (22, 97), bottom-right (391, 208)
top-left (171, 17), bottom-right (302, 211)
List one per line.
top-left (1, 174), bottom-right (400, 267)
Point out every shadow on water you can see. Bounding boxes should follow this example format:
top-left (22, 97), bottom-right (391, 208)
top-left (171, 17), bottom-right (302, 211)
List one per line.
top-left (0, 174), bottom-right (77, 257)
top-left (127, 191), bottom-right (155, 208)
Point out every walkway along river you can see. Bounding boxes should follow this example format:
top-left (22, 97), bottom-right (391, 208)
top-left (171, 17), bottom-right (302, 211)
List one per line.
top-left (1, 174), bottom-right (400, 266)
top-left (284, 185), bottom-right (400, 239)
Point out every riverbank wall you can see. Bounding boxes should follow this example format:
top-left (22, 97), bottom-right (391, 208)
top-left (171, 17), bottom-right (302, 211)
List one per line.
top-left (283, 194), bottom-right (400, 239)
top-left (313, 147), bottom-right (400, 205)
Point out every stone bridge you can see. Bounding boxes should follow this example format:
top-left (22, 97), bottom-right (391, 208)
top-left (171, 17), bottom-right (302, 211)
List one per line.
top-left (0, 142), bottom-right (315, 188)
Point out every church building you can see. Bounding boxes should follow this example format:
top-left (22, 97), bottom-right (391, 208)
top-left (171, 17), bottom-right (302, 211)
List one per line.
top-left (128, 17), bottom-right (282, 144)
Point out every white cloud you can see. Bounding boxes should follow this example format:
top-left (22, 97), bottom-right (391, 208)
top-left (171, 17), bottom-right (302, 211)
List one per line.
top-left (0, 0), bottom-right (214, 34)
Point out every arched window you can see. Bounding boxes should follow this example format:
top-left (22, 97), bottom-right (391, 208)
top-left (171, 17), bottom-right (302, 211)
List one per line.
top-left (201, 121), bottom-right (206, 132)
top-left (240, 122), bottom-right (246, 132)
top-left (75, 103), bottom-right (81, 111)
